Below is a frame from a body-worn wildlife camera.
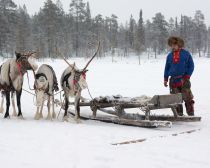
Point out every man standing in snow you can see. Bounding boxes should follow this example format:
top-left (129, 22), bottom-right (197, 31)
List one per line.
top-left (164, 36), bottom-right (195, 116)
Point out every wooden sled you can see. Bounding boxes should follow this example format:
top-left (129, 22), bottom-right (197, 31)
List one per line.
top-left (56, 93), bottom-right (201, 128)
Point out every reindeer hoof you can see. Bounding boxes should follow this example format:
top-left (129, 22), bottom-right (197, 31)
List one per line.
top-left (52, 112), bottom-right (56, 119)
top-left (62, 116), bottom-right (69, 122)
top-left (4, 114), bottom-right (10, 119)
top-left (74, 118), bottom-right (82, 124)
top-left (0, 107), bottom-right (4, 113)
top-left (39, 113), bottom-right (43, 119)
top-left (12, 112), bottom-right (18, 117)
top-left (18, 115), bottom-right (24, 120)
top-left (46, 115), bottom-right (52, 121)
top-left (34, 113), bottom-right (40, 120)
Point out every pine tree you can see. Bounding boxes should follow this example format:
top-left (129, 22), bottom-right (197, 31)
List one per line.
top-left (110, 14), bottom-right (118, 49)
top-left (85, 2), bottom-right (91, 30)
top-left (70, 0), bottom-right (86, 56)
top-left (208, 27), bottom-right (210, 58)
top-left (145, 20), bottom-right (153, 57)
top-left (168, 17), bottom-right (175, 36)
top-left (16, 5), bottom-right (32, 52)
top-left (128, 15), bottom-right (135, 49)
top-left (135, 9), bottom-right (145, 55)
top-left (194, 10), bottom-right (207, 57)
top-left (0, 0), bottom-right (17, 57)
top-left (36, 0), bottom-right (64, 58)
top-left (152, 13), bottom-right (168, 56)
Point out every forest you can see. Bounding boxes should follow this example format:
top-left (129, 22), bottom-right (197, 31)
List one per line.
top-left (0, 0), bottom-right (210, 58)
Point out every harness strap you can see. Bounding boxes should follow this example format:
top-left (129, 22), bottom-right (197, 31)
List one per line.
top-left (17, 62), bottom-right (23, 77)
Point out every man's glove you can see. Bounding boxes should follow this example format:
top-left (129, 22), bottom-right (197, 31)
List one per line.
top-left (164, 80), bottom-right (168, 87)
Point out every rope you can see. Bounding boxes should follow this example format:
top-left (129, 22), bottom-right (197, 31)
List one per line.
top-left (26, 71), bottom-right (35, 91)
top-left (22, 89), bottom-right (35, 96)
top-left (57, 97), bottom-right (65, 119)
top-left (54, 90), bottom-right (63, 96)
top-left (87, 85), bottom-right (94, 101)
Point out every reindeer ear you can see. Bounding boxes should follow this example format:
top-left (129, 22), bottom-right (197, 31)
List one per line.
top-left (15, 51), bottom-right (21, 60)
top-left (83, 69), bottom-right (88, 73)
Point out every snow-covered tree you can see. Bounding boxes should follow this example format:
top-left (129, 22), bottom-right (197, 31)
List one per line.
top-left (16, 5), bottom-right (32, 52)
top-left (193, 10), bottom-right (207, 57)
top-left (0, 0), bottom-right (17, 57)
top-left (135, 9), bottom-right (145, 55)
top-left (69, 0), bottom-right (86, 56)
top-left (207, 27), bottom-right (210, 58)
top-left (152, 13), bottom-right (168, 56)
top-left (128, 15), bottom-right (135, 49)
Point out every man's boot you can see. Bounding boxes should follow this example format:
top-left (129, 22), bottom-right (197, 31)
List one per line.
top-left (185, 100), bottom-right (195, 116)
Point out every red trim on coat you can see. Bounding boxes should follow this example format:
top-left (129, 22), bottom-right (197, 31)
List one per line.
top-left (183, 75), bottom-right (191, 79)
top-left (173, 49), bottom-right (181, 64)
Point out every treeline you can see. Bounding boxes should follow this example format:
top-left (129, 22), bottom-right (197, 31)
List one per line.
top-left (0, 0), bottom-right (210, 58)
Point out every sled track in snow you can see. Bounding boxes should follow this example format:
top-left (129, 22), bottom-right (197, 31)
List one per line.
top-left (112, 128), bottom-right (201, 146)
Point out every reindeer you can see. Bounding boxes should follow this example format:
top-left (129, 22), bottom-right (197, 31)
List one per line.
top-left (0, 52), bottom-right (38, 119)
top-left (34, 64), bottom-right (59, 120)
top-left (61, 42), bottom-right (100, 122)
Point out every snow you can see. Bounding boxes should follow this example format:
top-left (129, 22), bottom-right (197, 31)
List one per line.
top-left (0, 55), bottom-right (210, 168)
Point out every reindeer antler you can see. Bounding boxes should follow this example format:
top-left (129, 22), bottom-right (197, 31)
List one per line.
top-left (24, 51), bottom-right (37, 57)
top-left (57, 49), bottom-right (76, 70)
top-left (83, 41), bottom-right (100, 72)
top-left (62, 57), bottom-right (76, 70)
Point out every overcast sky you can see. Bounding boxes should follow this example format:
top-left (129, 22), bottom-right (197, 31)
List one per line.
top-left (13, 0), bottom-right (210, 26)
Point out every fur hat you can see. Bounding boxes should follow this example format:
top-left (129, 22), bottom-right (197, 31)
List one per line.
top-left (168, 36), bottom-right (185, 48)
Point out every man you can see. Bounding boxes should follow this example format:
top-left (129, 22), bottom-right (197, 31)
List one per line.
top-left (164, 36), bottom-right (195, 116)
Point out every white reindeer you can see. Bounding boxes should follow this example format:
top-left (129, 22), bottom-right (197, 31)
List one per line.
top-left (61, 42), bottom-right (100, 122)
top-left (0, 52), bottom-right (38, 119)
top-left (34, 64), bottom-right (59, 120)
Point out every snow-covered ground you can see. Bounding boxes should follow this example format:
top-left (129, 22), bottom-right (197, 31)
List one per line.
top-left (0, 55), bottom-right (210, 168)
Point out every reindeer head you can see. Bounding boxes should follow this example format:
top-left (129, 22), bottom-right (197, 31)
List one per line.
top-left (62, 42), bottom-right (100, 91)
top-left (73, 69), bottom-right (88, 90)
top-left (15, 51), bottom-right (38, 72)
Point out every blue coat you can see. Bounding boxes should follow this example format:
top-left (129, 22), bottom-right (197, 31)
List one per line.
top-left (164, 49), bottom-right (194, 86)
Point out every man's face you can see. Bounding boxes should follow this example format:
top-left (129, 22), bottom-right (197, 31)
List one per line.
top-left (171, 44), bottom-right (179, 51)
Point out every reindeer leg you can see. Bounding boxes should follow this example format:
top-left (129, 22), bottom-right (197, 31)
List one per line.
top-left (63, 96), bottom-right (69, 122)
top-left (74, 92), bottom-right (81, 123)
top-left (34, 106), bottom-right (40, 120)
top-left (52, 95), bottom-right (56, 119)
top-left (11, 92), bottom-right (17, 117)
top-left (46, 96), bottom-right (52, 120)
top-left (4, 91), bottom-right (10, 119)
top-left (16, 89), bottom-right (24, 119)
top-left (39, 99), bottom-right (44, 119)
top-left (0, 92), bottom-right (5, 113)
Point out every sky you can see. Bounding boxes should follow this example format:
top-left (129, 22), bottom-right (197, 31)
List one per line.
top-left (13, 0), bottom-right (210, 26)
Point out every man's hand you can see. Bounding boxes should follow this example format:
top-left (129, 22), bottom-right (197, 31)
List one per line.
top-left (164, 81), bottom-right (168, 87)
